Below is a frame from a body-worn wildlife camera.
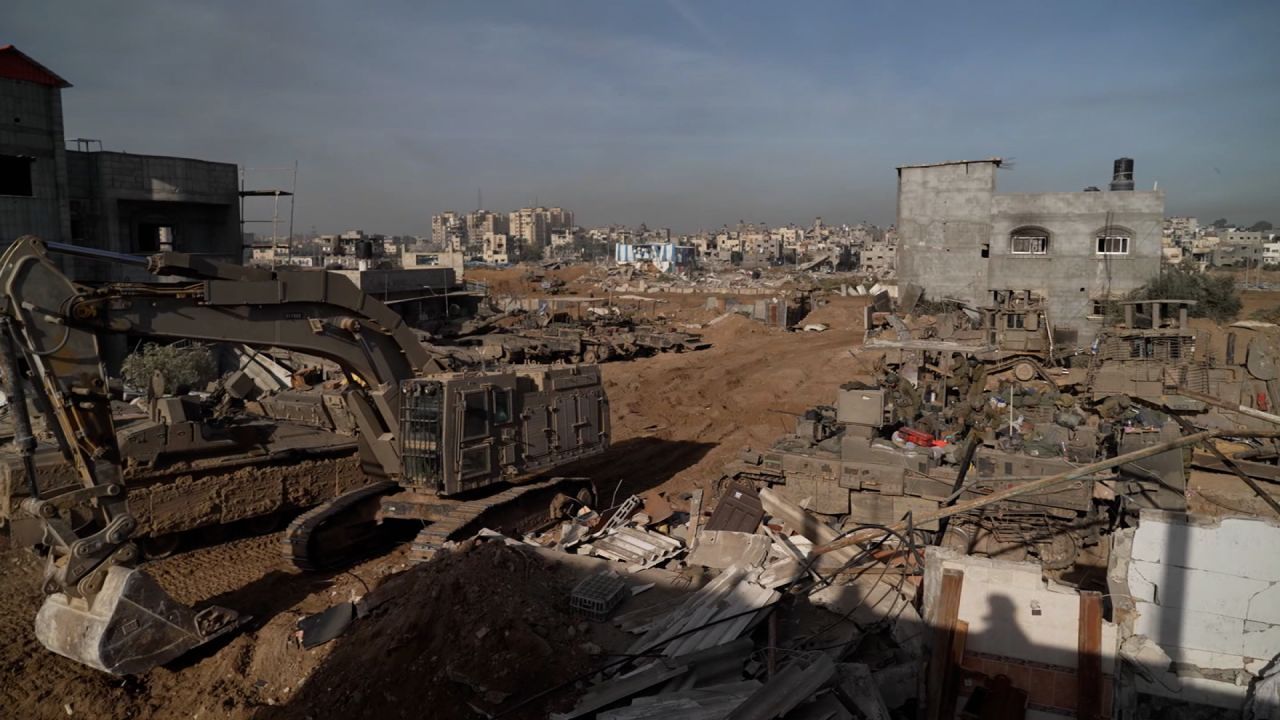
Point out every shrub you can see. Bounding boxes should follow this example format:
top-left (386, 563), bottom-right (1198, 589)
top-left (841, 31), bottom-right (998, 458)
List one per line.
top-left (1127, 266), bottom-right (1241, 322)
top-left (121, 343), bottom-right (217, 394)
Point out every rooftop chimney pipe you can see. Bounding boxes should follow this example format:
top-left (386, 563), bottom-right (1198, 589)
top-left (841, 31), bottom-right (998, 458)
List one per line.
top-left (1110, 157), bottom-right (1134, 191)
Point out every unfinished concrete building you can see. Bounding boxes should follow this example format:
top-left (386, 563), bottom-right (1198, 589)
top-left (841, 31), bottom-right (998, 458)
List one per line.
top-left (896, 157), bottom-right (1163, 347)
top-left (0, 46), bottom-right (241, 284)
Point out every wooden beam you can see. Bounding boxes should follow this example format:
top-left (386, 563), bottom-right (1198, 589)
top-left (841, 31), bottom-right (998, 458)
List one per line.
top-left (926, 569), bottom-right (964, 720)
top-left (1077, 591), bottom-right (1103, 720)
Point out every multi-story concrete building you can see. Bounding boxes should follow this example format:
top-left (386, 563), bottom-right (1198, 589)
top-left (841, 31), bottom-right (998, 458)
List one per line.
top-left (0, 45), bottom-right (71, 244)
top-left (1, 46), bottom-right (241, 283)
top-left (1164, 216), bottom-right (1199, 246)
top-left (1263, 242), bottom-right (1280, 267)
top-left (482, 232), bottom-right (513, 264)
top-left (859, 238), bottom-right (897, 279)
top-left (466, 210), bottom-right (508, 249)
top-left (508, 207), bottom-right (548, 249)
top-left (431, 211), bottom-right (465, 250)
top-left (896, 157), bottom-right (1163, 346)
top-left (1221, 229), bottom-right (1264, 246)
top-left (506, 206), bottom-right (574, 249)
top-left (1211, 243), bottom-right (1262, 268)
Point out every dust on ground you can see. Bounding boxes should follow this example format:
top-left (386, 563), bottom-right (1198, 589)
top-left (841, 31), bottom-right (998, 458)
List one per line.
top-left (0, 289), bottom-right (873, 720)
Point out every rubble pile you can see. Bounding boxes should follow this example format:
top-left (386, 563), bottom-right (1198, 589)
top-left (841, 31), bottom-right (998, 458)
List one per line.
top-left (263, 540), bottom-right (596, 720)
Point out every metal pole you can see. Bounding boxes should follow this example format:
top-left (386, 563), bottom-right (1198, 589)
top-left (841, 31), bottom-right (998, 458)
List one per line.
top-left (45, 241), bottom-right (149, 267)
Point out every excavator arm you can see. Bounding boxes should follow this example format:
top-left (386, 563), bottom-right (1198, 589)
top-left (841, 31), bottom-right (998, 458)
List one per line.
top-left (0, 235), bottom-right (443, 673)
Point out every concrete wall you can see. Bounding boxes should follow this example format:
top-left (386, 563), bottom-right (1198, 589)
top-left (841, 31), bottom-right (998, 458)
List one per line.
top-left (896, 162), bottom-right (996, 304)
top-left (0, 78), bottom-right (70, 244)
top-left (923, 547), bottom-right (1119, 717)
top-left (895, 160), bottom-right (1163, 347)
top-left (65, 151), bottom-right (239, 282)
top-left (1110, 511), bottom-right (1280, 711)
top-left (990, 190), bottom-right (1163, 345)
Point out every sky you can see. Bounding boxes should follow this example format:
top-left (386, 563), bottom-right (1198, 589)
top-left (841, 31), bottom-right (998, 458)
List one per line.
top-left (7, 1), bottom-right (1279, 235)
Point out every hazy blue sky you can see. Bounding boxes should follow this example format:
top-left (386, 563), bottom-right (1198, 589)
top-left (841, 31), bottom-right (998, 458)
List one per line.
top-left (8, 1), bottom-right (1279, 234)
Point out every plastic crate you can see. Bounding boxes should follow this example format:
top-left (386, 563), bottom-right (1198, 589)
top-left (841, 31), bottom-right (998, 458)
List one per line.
top-left (569, 571), bottom-right (628, 621)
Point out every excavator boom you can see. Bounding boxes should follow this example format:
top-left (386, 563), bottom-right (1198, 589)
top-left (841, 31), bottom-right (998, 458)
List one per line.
top-left (0, 235), bottom-right (610, 674)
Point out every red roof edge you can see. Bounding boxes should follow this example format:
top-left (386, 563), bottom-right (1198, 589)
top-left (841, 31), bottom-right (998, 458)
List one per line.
top-left (0, 45), bottom-right (72, 88)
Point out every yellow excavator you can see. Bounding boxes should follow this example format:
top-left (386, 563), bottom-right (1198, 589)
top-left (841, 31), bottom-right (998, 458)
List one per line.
top-left (0, 235), bottom-right (610, 674)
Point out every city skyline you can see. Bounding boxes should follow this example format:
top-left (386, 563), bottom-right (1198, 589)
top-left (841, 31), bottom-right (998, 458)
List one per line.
top-left (7, 0), bottom-right (1279, 235)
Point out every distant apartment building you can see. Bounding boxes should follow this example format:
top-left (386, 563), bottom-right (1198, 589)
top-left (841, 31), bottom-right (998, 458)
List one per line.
top-left (896, 157), bottom-right (1162, 346)
top-left (0, 46), bottom-right (241, 283)
top-left (550, 226), bottom-right (579, 248)
top-left (1212, 242), bottom-right (1263, 268)
top-left (466, 210), bottom-right (508, 248)
top-left (482, 232), bottom-right (513, 264)
top-left (431, 211), bottom-right (465, 249)
top-left (859, 238), bottom-right (897, 278)
top-left (508, 207), bottom-right (546, 248)
top-left (1164, 216), bottom-right (1199, 246)
top-left (1264, 241), bottom-right (1280, 267)
top-left (508, 206), bottom-right (573, 249)
top-left (1221, 229), bottom-right (1264, 246)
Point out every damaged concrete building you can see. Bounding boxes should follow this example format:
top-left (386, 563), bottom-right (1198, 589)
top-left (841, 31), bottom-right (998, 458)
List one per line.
top-left (0, 45), bottom-right (241, 284)
top-left (895, 157), bottom-right (1163, 347)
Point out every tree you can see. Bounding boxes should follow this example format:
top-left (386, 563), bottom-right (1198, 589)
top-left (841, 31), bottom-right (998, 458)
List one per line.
top-left (1211, 218), bottom-right (1230, 229)
top-left (1249, 221), bottom-right (1273, 232)
top-left (520, 242), bottom-right (544, 262)
top-left (121, 343), bottom-right (217, 395)
top-left (1128, 266), bottom-right (1240, 322)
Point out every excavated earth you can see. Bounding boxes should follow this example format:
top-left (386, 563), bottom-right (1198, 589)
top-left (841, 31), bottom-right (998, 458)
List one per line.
top-left (0, 291), bottom-right (874, 720)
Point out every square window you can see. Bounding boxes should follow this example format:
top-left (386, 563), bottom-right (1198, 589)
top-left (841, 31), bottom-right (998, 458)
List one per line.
top-left (1011, 235), bottom-right (1048, 255)
top-left (0, 155), bottom-right (34, 197)
top-left (1097, 236), bottom-right (1130, 255)
top-left (1006, 313), bottom-right (1025, 329)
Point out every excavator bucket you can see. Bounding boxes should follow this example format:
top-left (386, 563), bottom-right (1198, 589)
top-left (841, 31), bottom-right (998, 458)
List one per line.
top-left (33, 566), bottom-right (242, 675)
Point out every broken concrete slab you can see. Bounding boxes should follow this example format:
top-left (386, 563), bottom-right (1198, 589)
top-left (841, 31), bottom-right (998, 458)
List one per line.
top-left (551, 661), bottom-right (691, 720)
top-left (835, 663), bottom-right (892, 720)
top-left (759, 488), bottom-right (859, 569)
top-left (687, 530), bottom-right (771, 570)
top-left (809, 574), bottom-right (922, 657)
top-left (870, 663), bottom-right (916, 711)
top-left (725, 653), bottom-right (835, 720)
top-left (628, 565), bottom-right (779, 659)
top-left (1110, 510), bottom-right (1280, 713)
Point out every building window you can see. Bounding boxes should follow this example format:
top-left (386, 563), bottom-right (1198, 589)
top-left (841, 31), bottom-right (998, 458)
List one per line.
top-left (136, 224), bottom-right (175, 253)
top-left (1097, 235), bottom-right (1130, 255)
top-left (461, 390), bottom-right (489, 440)
top-left (1009, 228), bottom-right (1049, 255)
top-left (1091, 300), bottom-right (1106, 317)
top-left (1006, 313), bottom-right (1025, 329)
top-left (0, 155), bottom-right (35, 197)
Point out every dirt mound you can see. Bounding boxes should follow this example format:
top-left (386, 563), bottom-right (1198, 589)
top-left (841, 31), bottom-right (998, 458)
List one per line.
top-left (264, 539), bottom-right (592, 720)
top-left (801, 295), bottom-right (870, 331)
